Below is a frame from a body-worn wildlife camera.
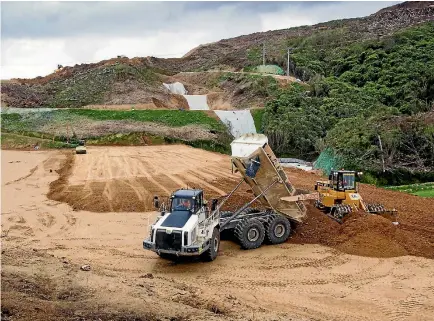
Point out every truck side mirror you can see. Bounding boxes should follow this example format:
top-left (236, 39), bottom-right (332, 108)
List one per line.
top-left (153, 196), bottom-right (159, 209)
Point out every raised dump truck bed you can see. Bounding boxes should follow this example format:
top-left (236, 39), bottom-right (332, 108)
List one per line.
top-left (230, 134), bottom-right (307, 223)
top-left (210, 134), bottom-right (312, 250)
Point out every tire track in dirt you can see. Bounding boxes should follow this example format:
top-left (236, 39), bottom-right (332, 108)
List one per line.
top-left (5, 165), bottom-right (39, 185)
top-left (48, 146), bottom-right (235, 212)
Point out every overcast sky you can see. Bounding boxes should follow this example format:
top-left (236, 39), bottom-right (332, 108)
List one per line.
top-left (1, 1), bottom-right (400, 79)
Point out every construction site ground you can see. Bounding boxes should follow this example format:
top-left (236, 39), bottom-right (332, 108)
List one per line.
top-left (2, 146), bottom-right (434, 321)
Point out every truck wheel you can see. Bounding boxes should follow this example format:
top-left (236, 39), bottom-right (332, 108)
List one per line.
top-left (235, 218), bottom-right (265, 250)
top-left (203, 227), bottom-right (220, 262)
top-left (264, 215), bottom-right (291, 244)
top-left (220, 211), bottom-right (233, 218)
top-left (244, 207), bottom-right (260, 214)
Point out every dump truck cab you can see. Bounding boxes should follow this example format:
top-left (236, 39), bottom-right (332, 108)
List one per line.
top-left (143, 188), bottom-right (220, 260)
top-left (170, 189), bottom-right (203, 215)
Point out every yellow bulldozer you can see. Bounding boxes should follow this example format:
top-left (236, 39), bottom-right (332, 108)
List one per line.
top-left (314, 170), bottom-right (398, 223)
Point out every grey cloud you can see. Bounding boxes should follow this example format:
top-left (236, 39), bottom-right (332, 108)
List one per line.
top-left (2, 1), bottom-right (401, 40)
top-left (1, 2), bottom-right (186, 38)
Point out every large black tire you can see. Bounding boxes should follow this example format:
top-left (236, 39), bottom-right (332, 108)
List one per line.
top-left (220, 211), bottom-right (233, 218)
top-left (264, 215), bottom-right (291, 245)
top-left (243, 207), bottom-right (260, 214)
top-left (202, 227), bottom-right (220, 261)
top-left (235, 218), bottom-right (265, 250)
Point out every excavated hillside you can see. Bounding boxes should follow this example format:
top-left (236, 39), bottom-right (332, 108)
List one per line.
top-left (2, 2), bottom-right (433, 109)
top-left (0, 58), bottom-right (188, 109)
top-left (148, 1), bottom-right (434, 73)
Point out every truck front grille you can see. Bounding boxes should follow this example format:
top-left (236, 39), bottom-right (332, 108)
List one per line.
top-left (155, 229), bottom-right (182, 251)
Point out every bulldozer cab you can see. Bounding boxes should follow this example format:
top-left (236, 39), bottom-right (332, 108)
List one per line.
top-left (329, 170), bottom-right (356, 192)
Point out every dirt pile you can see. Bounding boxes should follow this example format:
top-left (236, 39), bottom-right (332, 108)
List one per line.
top-left (47, 146), bottom-right (238, 212)
top-left (284, 168), bottom-right (434, 259)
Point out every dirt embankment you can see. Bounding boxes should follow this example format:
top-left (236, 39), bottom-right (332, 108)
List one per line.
top-left (284, 168), bottom-right (434, 259)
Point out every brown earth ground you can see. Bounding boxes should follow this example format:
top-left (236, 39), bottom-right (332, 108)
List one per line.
top-left (2, 147), bottom-right (434, 321)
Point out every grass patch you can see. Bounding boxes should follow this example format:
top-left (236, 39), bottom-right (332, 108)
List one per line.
top-left (385, 182), bottom-right (434, 198)
top-left (1, 132), bottom-right (74, 149)
top-left (251, 108), bottom-right (265, 133)
top-left (412, 189), bottom-right (434, 197)
top-left (86, 132), bottom-right (166, 146)
top-left (1, 110), bottom-right (231, 154)
top-left (55, 109), bottom-right (227, 131)
top-left (87, 132), bottom-right (230, 154)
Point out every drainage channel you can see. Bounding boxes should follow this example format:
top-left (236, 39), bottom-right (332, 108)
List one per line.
top-left (163, 82), bottom-right (257, 138)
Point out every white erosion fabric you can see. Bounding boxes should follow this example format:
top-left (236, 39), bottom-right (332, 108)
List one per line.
top-left (183, 95), bottom-right (210, 110)
top-left (163, 81), bottom-right (256, 137)
top-left (163, 82), bottom-right (187, 95)
top-left (163, 82), bottom-right (209, 110)
top-left (214, 110), bottom-right (257, 138)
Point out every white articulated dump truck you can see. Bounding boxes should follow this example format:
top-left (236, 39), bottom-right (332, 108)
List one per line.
top-left (143, 134), bottom-right (311, 261)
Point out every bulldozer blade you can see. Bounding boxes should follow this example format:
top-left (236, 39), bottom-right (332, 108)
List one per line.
top-left (367, 210), bottom-right (398, 222)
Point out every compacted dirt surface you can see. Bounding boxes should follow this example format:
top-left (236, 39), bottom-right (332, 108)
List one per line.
top-left (2, 147), bottom-right (434, 321)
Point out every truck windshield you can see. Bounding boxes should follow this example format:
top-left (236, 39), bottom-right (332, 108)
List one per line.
top-left (171, 197), bottom-right (194, 212)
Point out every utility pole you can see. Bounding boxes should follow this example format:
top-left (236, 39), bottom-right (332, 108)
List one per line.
top-left (375, 125), bottom-right (385, 172)
top-left (286, 47), bottom-right (293, 77)
top-left (262, 43), bottom-right (265, 66)
top-left (378, 134), bottom-right (386, 172)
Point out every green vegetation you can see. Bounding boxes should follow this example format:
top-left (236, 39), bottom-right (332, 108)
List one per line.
top-left (413, 189), bottom-right (434, 197)
top-left (2, 109), bottom-right (226, 132)
top-left (251, 109), bottom-right (265, 133)
top-left (64, 109), bottom-right (226, 131)
top-left (385, 182), bottom-right (434, 198)
top-left (1, 132), bottom-right (75, 149)
top-left (1, 109), bottom-right (231, 154)
top-left (219, 73), bottom-right (279, 98)
top-left (48, 64), bottom-right (160, 108)
top-left (85, 132), bottom-right (229, 153)
top-left (261, 23), bottom-right (434, 183)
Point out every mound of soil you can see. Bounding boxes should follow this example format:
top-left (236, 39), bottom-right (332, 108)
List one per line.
top-left (285, 168), bottom-right (434, 259)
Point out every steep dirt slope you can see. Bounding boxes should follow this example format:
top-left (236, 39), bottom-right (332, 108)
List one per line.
top-left (0, 58), bottom-right (186, 109)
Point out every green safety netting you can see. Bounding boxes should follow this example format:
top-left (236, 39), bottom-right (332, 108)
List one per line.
top-left (255, 65), bottom-right (285, 75)
top-left (313, 147), bottom-right (344, 176)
